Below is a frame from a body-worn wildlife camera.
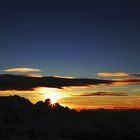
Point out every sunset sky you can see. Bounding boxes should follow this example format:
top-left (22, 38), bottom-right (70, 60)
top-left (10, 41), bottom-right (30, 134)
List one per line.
top-left (1, 0), bottom-right (140, 109)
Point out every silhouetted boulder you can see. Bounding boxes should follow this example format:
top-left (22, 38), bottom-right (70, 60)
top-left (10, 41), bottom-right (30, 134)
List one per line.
top-left (44, 99), bottom-right (51, 105)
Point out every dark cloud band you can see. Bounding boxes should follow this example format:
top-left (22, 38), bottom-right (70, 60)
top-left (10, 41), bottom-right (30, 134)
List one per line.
top-left (0, 74), bottom-right (140, 91)
top-left (0, 74), bottom-right (112, 90)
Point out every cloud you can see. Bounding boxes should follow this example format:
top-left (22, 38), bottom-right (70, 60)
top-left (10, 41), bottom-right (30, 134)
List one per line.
top-left (3, 67), bottom-right (41, 73)
top-left (25, 74), bottom-right (43, 77)
top-left (0, 74), bottom-right (112, 91)
top-left (0, 74), bottom-right (140, 91)
top-left (112, 78), bottom-right (140, 86)
top-left (96, 72), bottom-right (140, 77)
top-left (80, 92), bottom-right (128, 96)
top-left (53, 75), bottom-right (75, 79)
top-left (131, 73), bottom-right (140, 76)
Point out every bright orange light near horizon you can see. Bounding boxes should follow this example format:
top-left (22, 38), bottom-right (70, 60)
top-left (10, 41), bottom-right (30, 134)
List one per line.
top-left (46, 92), bottom-right (61, 104)
top-left (35, 87), bottom-right (62, 104)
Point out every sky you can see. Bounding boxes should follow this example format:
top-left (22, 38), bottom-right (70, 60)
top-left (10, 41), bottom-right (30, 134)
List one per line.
top-left (0, 0), bottom-right (140, 110)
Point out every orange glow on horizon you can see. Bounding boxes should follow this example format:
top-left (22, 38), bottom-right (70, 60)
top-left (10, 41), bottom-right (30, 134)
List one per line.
top-left (1, 88), bottom-right (140, 111)
top-left (35, 87), bottom-right (63, 104)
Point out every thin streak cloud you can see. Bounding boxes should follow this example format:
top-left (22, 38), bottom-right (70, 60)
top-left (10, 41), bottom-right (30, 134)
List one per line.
top-left (96, 72), bottom-right (140, 77)
top-left (80, 92), bottom-right (128, 96)
top-left (112, 78), bottom-right (140, 86)
top-left (4, 67), bottom-right (41, 73)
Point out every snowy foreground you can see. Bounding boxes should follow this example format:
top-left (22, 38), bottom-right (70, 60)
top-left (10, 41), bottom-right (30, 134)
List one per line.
top-left (0, 95), bottom-right (140, 140)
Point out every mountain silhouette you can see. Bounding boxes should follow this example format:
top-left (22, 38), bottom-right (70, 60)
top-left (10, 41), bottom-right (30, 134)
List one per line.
top-left (0, 95), bottom-right (140, 140)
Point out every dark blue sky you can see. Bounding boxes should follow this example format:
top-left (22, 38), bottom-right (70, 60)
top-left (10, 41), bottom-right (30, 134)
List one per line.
top-left (1, 0), bottom-right (140, 77)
